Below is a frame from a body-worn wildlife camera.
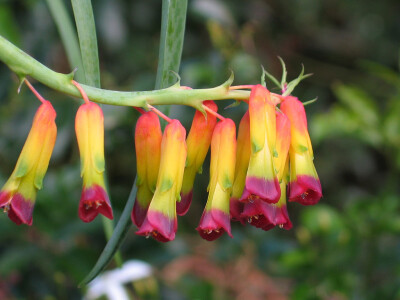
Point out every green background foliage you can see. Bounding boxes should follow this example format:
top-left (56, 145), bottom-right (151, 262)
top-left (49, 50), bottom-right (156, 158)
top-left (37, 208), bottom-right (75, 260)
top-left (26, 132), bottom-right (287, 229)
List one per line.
top-left (0, 0), bottom-right (399, 299)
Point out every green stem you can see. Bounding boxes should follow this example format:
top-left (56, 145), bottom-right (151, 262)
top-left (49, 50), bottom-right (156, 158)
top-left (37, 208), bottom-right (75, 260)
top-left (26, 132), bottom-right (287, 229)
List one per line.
top-left (0, 35), bottom-right (249, 109)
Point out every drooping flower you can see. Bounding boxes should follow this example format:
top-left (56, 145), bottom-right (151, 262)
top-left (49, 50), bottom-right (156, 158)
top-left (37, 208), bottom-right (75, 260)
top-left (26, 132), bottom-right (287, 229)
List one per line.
top-left (197, 118), bottom-right (236, 241)
top-left (241, 111), bottom-right (292, 230)
top-left (280, 96), bottom-right (322, 205)
top-left (136, 120), bottom-right (187, 242)
top-left (230, 111), bottom-right (250, 223)
top-left (131, 111), bottom-right (162, 227)
top-left (240, 85), bottom-right (280, 204)
top-left (75, 101), bottom-right (113, 222)
top-left (178, 101), bottom-right (217, 216)
top-left (0, 101), bottom-right (57, 225)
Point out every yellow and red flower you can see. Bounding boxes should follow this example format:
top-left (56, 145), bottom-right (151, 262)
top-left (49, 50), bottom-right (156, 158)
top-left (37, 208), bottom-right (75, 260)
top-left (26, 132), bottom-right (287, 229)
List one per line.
top-left (75, 101), bottom-right (113, 222)
top-left (178, 101), bottom-right (217, 215)
top-left (241, 111), bottom-right (292, 230)
top-left (280, 96), bottom-right (322, 205)
top-left (0, 101), bottom-right (57, 225)
top-left (230, 111), bottom-right (250, 223)
top-left (240, 85), bottom-right (280, 204)
top-left (131, 111), bottom-right (162, 227)
top-left (197, 118), bottom-right (236, 241)
top-left (136, 120), bottom-right (187, 242)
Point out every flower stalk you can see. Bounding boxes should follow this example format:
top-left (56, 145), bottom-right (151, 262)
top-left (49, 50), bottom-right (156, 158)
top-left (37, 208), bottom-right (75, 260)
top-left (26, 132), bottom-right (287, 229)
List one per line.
top-left (0, 35), bottom-right (250, 109)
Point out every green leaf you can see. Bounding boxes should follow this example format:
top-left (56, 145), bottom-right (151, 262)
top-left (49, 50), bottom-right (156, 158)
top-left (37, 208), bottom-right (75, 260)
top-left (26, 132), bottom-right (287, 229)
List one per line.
top-left (71, 0), bottom-right (100, 87)
top-left (79, 178), bottom-right (137, 286)
top-left (155, 0), bottom-right (188, 90)
top-left (45, 0), bottom-right (85, 82)
top-left (333, 83), bottom-right (379, 127)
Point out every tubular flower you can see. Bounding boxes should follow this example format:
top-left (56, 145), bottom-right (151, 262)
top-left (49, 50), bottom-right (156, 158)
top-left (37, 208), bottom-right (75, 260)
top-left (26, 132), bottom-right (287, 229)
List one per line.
top-left (136, 120), bottom-right (187, 242)
top-left (240, 85), bottom-right (280, 204)
top-left (197, 118), bottom-right (236, 241)
top-left (75, 102), bottom-right (113, 222)
top-left (280, 96), bottom-right (322, 205)
top-left (241, 112), bottom-right (292, 230)
top-left (178, 101), bottom-right (217, 216)
top-left (230, 111), bottom-right (250, 223)
top-left (0, 101), bottom-right (57, 225)
top-left (131, 111), bottom-right (162, 227)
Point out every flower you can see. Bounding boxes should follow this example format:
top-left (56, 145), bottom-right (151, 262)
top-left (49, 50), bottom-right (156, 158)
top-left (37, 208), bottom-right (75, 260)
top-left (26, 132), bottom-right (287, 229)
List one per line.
top-left (197, 118), bottom-right (236, 241)
top-left (136, 120), bottom-right (187, 242)
top-left (240, 85), bottom-right (280, 204)
top-left (75, 101), bottom-right (113, 222)
top-left (131, 111), bottom-right (162, 227)
top-left (280, 96), bottom-right (322, 205)
top-left (0, 101), bottom-right (57, 225)
top-left (241, 111), bottom-right (292, 230)
top-left (230, 111), bottom-right (250, 223)
top-left (178, 101), bottom-right (217, 216)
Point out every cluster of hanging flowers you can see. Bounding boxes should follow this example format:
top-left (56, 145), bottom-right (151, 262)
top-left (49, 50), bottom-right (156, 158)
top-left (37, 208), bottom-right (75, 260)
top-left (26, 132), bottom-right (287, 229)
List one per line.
top-left (132, 83), bottom-right (322, 242)
top-left (0, 73), bottom-right (322, 242)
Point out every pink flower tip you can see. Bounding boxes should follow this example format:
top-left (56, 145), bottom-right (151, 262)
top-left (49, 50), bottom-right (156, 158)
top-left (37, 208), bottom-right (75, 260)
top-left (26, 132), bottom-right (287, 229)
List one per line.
top-left (240, 176), bottom-right (281, 204)
top-left (136, 210), bottom-right (177, 242)
top-left (176, 191), bottom-right (193, 216)
top-left (289, 175), bottom-right (322, 205)
top-left (196, 209), bottom-right (232, 241)
top-left (0, 192), bottom-right (34, 226)
top-left (78, 185), bottom-right (113, 222)
top-left (131, 199), bottom-right (148, 228)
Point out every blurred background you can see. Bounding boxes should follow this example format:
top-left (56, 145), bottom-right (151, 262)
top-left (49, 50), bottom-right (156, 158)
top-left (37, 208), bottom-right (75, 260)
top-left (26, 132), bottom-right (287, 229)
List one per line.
top-left (0, 0), bottom-right (400, 299)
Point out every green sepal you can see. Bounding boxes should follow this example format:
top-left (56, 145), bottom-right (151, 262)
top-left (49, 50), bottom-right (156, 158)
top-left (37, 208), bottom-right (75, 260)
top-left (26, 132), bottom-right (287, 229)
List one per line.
top-left (298, 145), bottom-right (308, 153)
top-left (34, 173), bottom-right (44, 190)
top-left (136, 174), bottom-right (143, 186)
top-left (197, 165), bottom-right (203, 175)
top-left (222, 174), bottom-right (232, 190)
top-left (251, 140), bottom-right (262, 153)
top-left (94, 155), bottom-right (105, 173)
top-left (273, 149), bottom-right (278, 158)
top-left (14, 162), bottom-right (29, 178)
top-left (160, 178), bottom-right (173, 193)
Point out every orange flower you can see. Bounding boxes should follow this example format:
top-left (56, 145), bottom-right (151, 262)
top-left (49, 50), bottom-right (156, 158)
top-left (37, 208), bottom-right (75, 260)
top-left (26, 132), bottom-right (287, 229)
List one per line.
top-left (197, 118), bottom-right (236, 241)
top-left (75, 102), bottom-right (113, 222)
top-left (0, 101), bottom-right (57, 225)
top-left (241, 85), bottom-right (280, 204)
top-left (136, 120), bottom-right (187, 242)
top-left (179, 101), bottom-right (217, 215)
top-left (131, 111), bottom-right (162, 227)
top-left (280, 96), bottom-right (322, 205)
